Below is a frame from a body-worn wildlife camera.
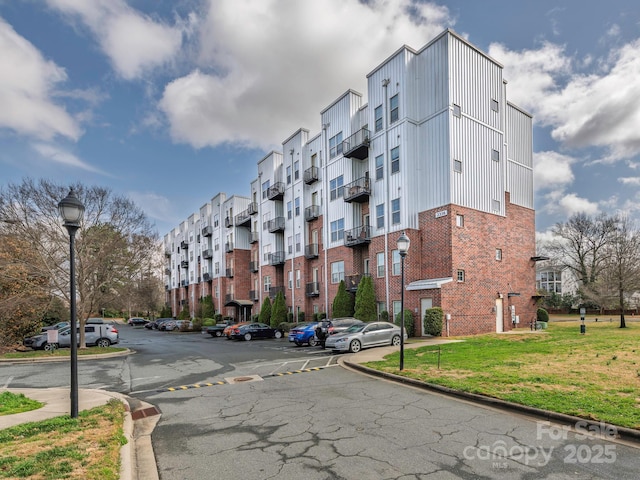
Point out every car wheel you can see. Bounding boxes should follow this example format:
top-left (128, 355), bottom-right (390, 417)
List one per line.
top-left (244, 332), bottom-right (252, 341)
top-left (215, 331), bottom-right (223, 337)
top-left (391, 335), bottom-right (401, 346)
top-left (349, 339), bottom-right (362, 353)
top-left (274, 330), bottom-right (283, 339)
top-left (44, 343), bottom-right (58, 352)
top-left (97, 338), bottom-right (111, 347)
top-left (308, 337), bottom-right (318, 347)
top-left (294, 341), bottom-right (302, 347)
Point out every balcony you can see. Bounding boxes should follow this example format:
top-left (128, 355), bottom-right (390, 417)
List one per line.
top-left (248, 202), bottom-right (258, 215)
top-left (180, 241), bottom-right (188, 250)
top-left (203, 273), bottom-right (211, 282)
top-left (225, 294), bottom-right (234, 304)
top-left (164, 250), bottom-right (171, 258)
top-left (225, 242), bottom-right (234, 253)
top-left (268, 251), bottom-right (286, 266)
top-left (304, 205), bottom-right (320, 222)
top-left (267, 182), bottom-right (285, 201)
top-left (181, 279), bottom-right (188, 287)
top-left (249, 231), bottom-right (259, 244)
top-left (249, 261), bottom-right (259, 273)
top-left (267, 216), bottom-right (286, 233)
top-left (345, 274), bottom-right (363, 292)
top-left (249, 290), bottom-right (259, 301)
top-left (202, 249), bottom-right (213, 259)
top-left (269, 286), bottom-right (285, 299)
top-left (343, 177), bottom-right (371, 203)
top-left (164, 267), bottom-right (171, 275)
top-left (304, 243), bottom-right (319, 259)
top-left (165, 284), bottom-right (169, 290)
top-left (180, 260), bottom-right (189, 268)
top-left (342, 127), bottom-right (370, 160)
top-left (235, 209), bottom-right (251, 227)
top-left (344, 226), bottom-right (371, 247)
top-left (226, 268), bottom-right (234, 278)
top-left (202, 225), bottom-right (213, 237)
top-left (306, 281), bottom-right (320, 297)
top-left (224, 217), bottom-right (233, 228)
top-left (303, 166), bottom-right (319, 185)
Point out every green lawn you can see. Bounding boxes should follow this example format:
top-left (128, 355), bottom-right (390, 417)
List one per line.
top-left (366, 321), bottom-right (640, 429)
top-left (0, 392), bottom-right (43, 416)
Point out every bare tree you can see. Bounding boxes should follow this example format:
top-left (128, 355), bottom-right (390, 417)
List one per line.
top-left (0, 179), bottom-right (159, 347)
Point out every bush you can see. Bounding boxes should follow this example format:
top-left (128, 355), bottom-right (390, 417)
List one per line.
top-left (298, 311), bottom-right (305, 323)
top-left (395, 310), bottom-right (415, 337)
top-left (191, 318), bottom-right (203, 331)
top-left (423, 307), bottom-right (444, 336)
top-left (287, 312), bottom-right (294, 322)
top-left (214, 313), bottom-right (223, 323)
top-left (380, 310), bottom-right (389, 321)
top-left (277, 322), bottom-right (295, 333)
top-left (537, 308), bottom-right (549, 323)
top-left (202, 318), bottom-right (215, 326)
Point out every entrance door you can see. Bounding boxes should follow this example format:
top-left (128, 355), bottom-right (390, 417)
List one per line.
top-left (420, 298), bottom-right (433, 336)
top-left (495, 298), bottom-right (504, 332)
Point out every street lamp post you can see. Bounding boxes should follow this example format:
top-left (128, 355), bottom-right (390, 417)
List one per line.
top-left (58, 188), bottom-right (85, 418)
top-left (397, 231), bottom-right (410, 371)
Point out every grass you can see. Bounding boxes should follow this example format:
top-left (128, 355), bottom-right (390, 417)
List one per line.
top-left (1, 347), bottom-right (127, 360)
top-left (366, 320), bottom-right (640, 429)
top-left (0, 392), bottom-right (43, 416)
top-left (0, 399), bottom-right (127, 480)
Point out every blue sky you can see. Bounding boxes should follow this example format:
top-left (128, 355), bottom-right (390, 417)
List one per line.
top-left (1, 0), bottom-right (640, 240)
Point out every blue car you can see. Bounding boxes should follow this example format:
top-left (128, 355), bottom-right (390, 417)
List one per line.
top-left (288, 322), bottom-right (319, 346)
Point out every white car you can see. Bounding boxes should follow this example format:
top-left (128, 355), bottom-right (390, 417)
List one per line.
top-left (325, 321), bottom-right (406, 353)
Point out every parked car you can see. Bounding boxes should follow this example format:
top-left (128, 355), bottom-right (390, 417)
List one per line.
top-left (157, 318), bottom-right (177, 331)
top-left (128, 317), bottom-right (149, 326)
top-left (325, 321), bottom-right (405, 353)
top-left (230, 322), bottom-right (283, 341)
top-left (24, 324), bottom-right (119, 350)
top-left (206, 320), bottom-right (235, 337)
top-left (288, 322), bottom-right (319, 346)
top-left (223, 321), bottom-right (246, 339)
top-left (315, 318), bottom-right (364, 348)
top-left (165, 319), bottom-right (192, 331)
top-left (86, 318), bottom-right (105, 324)
top-left (146, 318), bottom-right (173, 330)
top-left (41, 321), bottom-right (69, 332)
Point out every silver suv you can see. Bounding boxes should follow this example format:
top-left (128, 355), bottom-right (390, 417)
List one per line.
top-left (24, 324), bottom-right (119, 350)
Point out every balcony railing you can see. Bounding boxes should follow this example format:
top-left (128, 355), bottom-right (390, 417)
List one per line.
top-left (203, 273), bottom-right (211, 282)
top-left (164, 267), bottom-right (171, 275)
top-left (267, 182), bottom-right (285, 201)
top-left (306, 282), bottom-right (320, 297)
top-left (345, 274), bottom-right (363, 292)
top-left (342, 127), bottom-right (370, 160)
top-left (269, 286), bottom-right (285, 299)
top-left (343, 176), bottom-right (371, 203)
top-left (303, 166), bottom-right (319, 185)
top-left (249, 231), bottom-right (259, 244)
top-left (224, 217), bottom-right (233, 228)
top-left (164, 250), bottom-right (171, 258)
top-left (304, 205), bottom-right (320, 222)
top-left (304, 243), bottom-right (319, 259)
top-left (344, 225), bottom-right (371, 247)
top-left (202, 249), bottom-right (213, 259)
top-left (225, 242), bottom-right (234, 253)
top-left (180, 241), bottom-right (188, 250)
top-left (249, 290), bottom-right (259, 301)
top-left (180, 260), bottom-right (189, 268)
top-left (202, 225), bottom-right (213, 237)
top-left (248, 202), bottom-right (258, 215)
top-left (235, 209), bottom-right (251, 227)
top-left (267, 216), bottom-right (286, 233)
top-left (249, 261), bottom-right (259, 273)
top-left (268, 251), bottom-right (286, 266)
top-left (226, 268), bottom-right (234, 278)
top-left (181, 279), bottom-right (188, 287)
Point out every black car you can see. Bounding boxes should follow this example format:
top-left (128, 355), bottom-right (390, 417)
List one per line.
top-left (230, 322), bottom-right (284, 341)
top-left (146, 318), bottom-right (174, 330)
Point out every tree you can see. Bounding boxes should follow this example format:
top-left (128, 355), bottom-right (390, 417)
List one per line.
top-left (258, 297), bottom-right (272, 326)
top-left (0, 179), bottom-right (159, 347)
top-left (270, 291), bottom-right (287, 328)
top-left (354, 276), bottom-right (376, 322)
top-left (332, 280), bottom-right (354, 317)
top-left (199, 295), bottom-right (215, 319)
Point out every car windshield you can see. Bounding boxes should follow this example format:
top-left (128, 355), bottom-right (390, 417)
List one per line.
top-left (344, 324), bottom-right (366, 333)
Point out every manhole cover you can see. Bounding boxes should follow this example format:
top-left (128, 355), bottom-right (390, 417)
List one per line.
top-left (225, 375), bottom-right (263, 384)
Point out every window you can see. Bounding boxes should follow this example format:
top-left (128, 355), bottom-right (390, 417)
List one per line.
top-left (215, 262), bottom-right (220, 275)
top-left (287, 236), bottom-right (293, 254)
top-left (491, 99), bottom-right (499, 112)
top-left (377, 252), bottom-right (385, 277)
top-left (391, 198), bottom-right (400, 224)
top-left (495, 248), bottom-right (503, 261)
top-left (375, 105), bottom-right (383, 132)
top-left (454, 159), bottom-right (462, 173)
top-left (287, 201), bottom-right (292, 219)
top-left (296, 270), bottom-right (301, 288)
top-left (375, 154), bottom-right (384, 180)
top-left (295, 197), bottom-right (300, 216)
top-left (295, 233), bottom-right (301, 252)
top-left (392, 250), bottom-right (401, 275)
top-left (213, 214), bottom-right (219, 228)
top-left (214, 238), bottom-right (220, 251)
top-left (330, 175), bottom-right (344, 200)
top-left (376, 204), bottom-right (384, 229)
top-left (331, 261), bottom-right (345, 283)
top-left (453, 104), bottom-right (461, 117)
top-left (492, 199), bottom-right (501, 212)
top-left (456, 214), bottom-right (464, 227)
top-left (390, 94), bottom-right (399, 123)
top-left (262, 180), bottom-right (270, 199)
top-left (263, 244), bottom-right (271, 262)
top-left (286, 165), bottom-right (292, 184)
top-left (457, 270), bottom-right (465, 282)
top-left (392, 301), bottom-right (401, 319)
top-left (264, 275), bottom-right (271, 292)
top-left (329, 132), bottom-right (343, 158)
top-left (288, 270), bottom-right (293, 289)
top-left (491, 149), bottom-right (500, 162)
top-left (391, 146), bottom-right (400, 173)
top-left (330, 218), bottom-right (344, 242)
top-left (294, 161), bottom-right (299, 180)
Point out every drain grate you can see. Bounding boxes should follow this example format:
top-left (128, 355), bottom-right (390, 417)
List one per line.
top-left (225, 374), bottom-right (263, 385)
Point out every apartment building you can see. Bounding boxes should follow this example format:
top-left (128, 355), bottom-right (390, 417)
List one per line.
top-left (163, 29), bottom-right (539, 336)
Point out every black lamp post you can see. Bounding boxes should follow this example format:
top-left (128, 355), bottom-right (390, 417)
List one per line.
top-left (58, 188), bottom-right (85, 418)
top-left (397, 231), bottom-right (410, 371)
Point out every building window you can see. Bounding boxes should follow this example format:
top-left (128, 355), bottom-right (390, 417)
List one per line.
top-left (391, 198), bottom-right (400, 224)
top-left (330, 175), bottom-right (344, 200)
top-left (215, 262), bottom-right (220, 275)
top-left (214, 238), bottom-right (219, 251)
top-left (264, 275), bottom-right (271, 292)
top-left (330, 218), bottom-right (345, 242)
top-left (286, 165), bottom-right (292, 184)
top-left (456, 214), bottom-right (464, 227)
top-left (213, 214), bottom-right (219, 228)
top-left (288, 270), bottom-right (293, 289)
top-left (295, 197), bottom-right (300, 216)
top-left (375, 154), bottom-right (384, 180)
top-left (287, 236), bottom-right (293, 254)
top-left (287, 201), bottom-right (292, 220)
top-left (392, 250), bottom-right (401, 275)
top-left (377, 302), bottom-right (386, 317)
top-left (491, 99), bottom-right (499, 112)
top-left (296, 269), bottom-right (301, 288)
top-left (375, 105), bottom-right (383, 132)
top-left (492, 199), bottom-right (501, 212)
top-left (377, 252), bottom-right (385, 277)
top-left (295, 233), bottom-right (301, 252)
top-left (294, 161), bottom-right (299, 180)
top-left (391, 146), bottom-right (400, 173)
top-left (262, 180), bottom-right (270, 199)
top-left (495, 248), bottom-right (502, 261)
top-left (492, 149), bottom-right (500, 162)
top-left (390, 94), bottom-right (399, 123)
top-left (331, 261), bottom-right (345, 284)
top-left (457, 270), bottom-right (465, 282)
top-left (376, 204), bottom-right (384, 229)
top-left (329, 132), bottom-right (343, 158)
top-left (453, 104), bottom-right (461, 117)
top-left (263, 244), bottom-right (271, 262)
top-left (392, 300), bottom-right (401, 319)
top-left (454, 159), bottom-right (462, 173)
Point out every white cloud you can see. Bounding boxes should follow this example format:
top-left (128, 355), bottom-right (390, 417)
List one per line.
top-left (32, 142), bottom-right (110, 176)
top-left (558, 193), bottom-right (599, 216)
top-left (127, 191), bottom-right (177, 224)
top-left (0, 16), bottom-right (80, 140)
top-left (45, 0), bottom-right (183, 80)
top-left (619, 177), bottom-right (640, 186)
top-left (160, 0), bottom-right (454, 150)
top-left (534, 151), bottom-right (575, 191)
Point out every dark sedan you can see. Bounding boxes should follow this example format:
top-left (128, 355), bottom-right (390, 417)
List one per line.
top-left (230, 322), bottom-right (284, 341)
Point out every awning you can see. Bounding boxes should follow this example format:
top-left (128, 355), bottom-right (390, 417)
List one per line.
top-left (406, 277), bottom-right (453, 291)
top-left (224, 299), bottom-right (254, 307)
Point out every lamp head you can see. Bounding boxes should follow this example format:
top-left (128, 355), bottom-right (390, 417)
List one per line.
top-left (397, 231), bottom-right (410, 257)
top-left (58, 188), bottom-right (85, 226)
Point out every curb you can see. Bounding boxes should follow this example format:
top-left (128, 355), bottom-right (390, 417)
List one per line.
top-left (0, 348), bottom-right (134, 363)
top-left (342, 357), bottom-right (640, 445)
